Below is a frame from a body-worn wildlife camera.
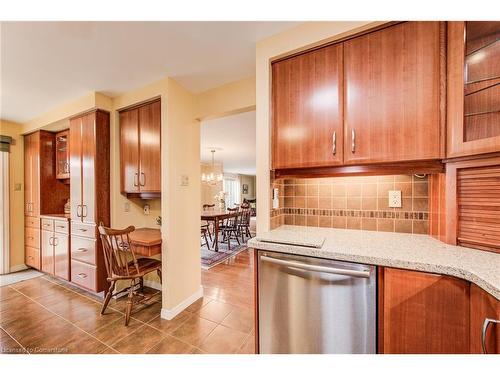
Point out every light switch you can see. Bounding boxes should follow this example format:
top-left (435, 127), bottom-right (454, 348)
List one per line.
top-left (143, 204), bottom-right (150, 215)
top-left (388, 190), bottom-right (402, 208)
top-left (124, 202), bottom-right (130, 212)
top-left (14, 183), bottom-right (22, 191)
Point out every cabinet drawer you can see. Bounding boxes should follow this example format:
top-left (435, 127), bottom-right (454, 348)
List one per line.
top-left (71, 260), bottom-right (97, 291)
top-left (54, 220), bottom-right (69, 234)
top-left (25, 216), bottom-right (40, 229)
top-left (71, 222), bottom-right (96, 239)
top-left (41, 218), bottom-right (54, 231)
top-left (25, 227), bottom-right (40, 249)
top-left (71, 236), bottom-right (96, 265)
top-left (25, 246), bottom-right (40, 269)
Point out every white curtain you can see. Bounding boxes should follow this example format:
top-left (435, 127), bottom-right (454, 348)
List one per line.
top-left (223, 174), bottom-right (241, 208)
top-left (0, 150), bottom-right (10, 274)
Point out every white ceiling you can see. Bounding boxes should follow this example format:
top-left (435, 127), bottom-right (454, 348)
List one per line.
top-left (201, 110), bottom-right (256, 175)
top-left (0, 21), bottom-right (299, 123)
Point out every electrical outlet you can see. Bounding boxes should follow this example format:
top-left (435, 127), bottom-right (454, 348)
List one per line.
top-left (124, 202), bottom-right (130, 212)
top-left (143, 204), bottom-right (150, 215)
top-left (181, 174), bottom-right (189, 186)
top-left (14, 183), bottom-right (22, 191)
top-left (388, 190), bottom-right (402, 208)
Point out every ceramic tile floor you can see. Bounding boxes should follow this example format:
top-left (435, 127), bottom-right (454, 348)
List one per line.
top-left (0, 248), bottom-right (255, 354)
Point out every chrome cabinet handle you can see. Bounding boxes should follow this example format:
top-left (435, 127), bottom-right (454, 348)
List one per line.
top-left (351, 129), bottom-right (356, 153)
top-left (49, 237), bottom-right (53, 246)
top-left (482, 318), bottom-right (500, 354)
top-left (332, 131), bottom-right (336, 155)
top-left (140, 172), bottom-right (145, 186)
top-left (76, 248), bottom-right (88, 252)
top-left (77, 273), bottom-right (88, 279)
top-left (76, 204), bottom-right (82, 217)
top-left (82, 205), bottom-right (87, 218)
top-left (261, 255), bottom-right (371, 278)
top-left (133, 172), bottom-right (139, 187)
top-left (53, 237), bottom-right (58, 246)
top-left (77, 228), bottom-right (87, 232)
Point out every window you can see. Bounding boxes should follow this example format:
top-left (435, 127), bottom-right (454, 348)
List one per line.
top-left (223, 174), bottom-right (240, 208)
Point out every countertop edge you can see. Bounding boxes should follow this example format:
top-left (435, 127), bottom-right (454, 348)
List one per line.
top-left (247, 238), bottom-right (500, 301)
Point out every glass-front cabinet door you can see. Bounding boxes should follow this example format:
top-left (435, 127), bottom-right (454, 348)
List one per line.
top-left (55, 129), bottom-right (70, 179)
top-left (447, 21), bottom-right (500, 158)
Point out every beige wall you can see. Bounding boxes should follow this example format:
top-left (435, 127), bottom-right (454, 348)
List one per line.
top-left (196, 77), bottom-right (255, 121)
top-left (162, 78), bottom-right (201, 311)
top-left (0, 120), bottom-right (25, 270)
top-left (255, 21), bottom-right (384, 235)
top-left (240, 174), bottom-right (256, 201)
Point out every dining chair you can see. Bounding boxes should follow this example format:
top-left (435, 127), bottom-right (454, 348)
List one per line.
top-left (221, 207), bottom-right (240, 250)
top-left (201, 227), bottom-right (210, 248)
top-left (98, 224), bottom-right (162, 326)
top-left (202, 204), bottom-right (215, 240)
top-left (238, 203), bottom-right (253, 242)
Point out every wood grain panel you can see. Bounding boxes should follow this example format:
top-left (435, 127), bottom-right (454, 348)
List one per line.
top-left (81, 112), bottom-right (96, 224)
top-left (457, 165), bottom-right (500, 253)
top-left (138, 100), bottom-right (161, 192)
top-left (69, 116), bottom-right (83, 222)
top-left (344, 21), bottom-right (442, 164)
top-left (379, 267), bottom-right (470, 354)
top-left (54, 233), bottom-right (70, 281)
top-left (470, 284), bottom-right (500, 354)
top-left (41, 229), bottom-right (54, 275)
top-left (25, 246), bottom-right (40, 270)
top-left (119, 108), bottom-right (139, 193)
top-left (272, 43), bottom-right (343, 169)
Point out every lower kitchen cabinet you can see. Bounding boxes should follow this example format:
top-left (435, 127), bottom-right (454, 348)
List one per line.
top-left (470, 284), bottom-right (500, 354)
top-left (378, 267), bottom-right (470, 354)
top-left (41, 229), bottom-right (55, 274)
top-left (40, 217), bottom-right (70, 280)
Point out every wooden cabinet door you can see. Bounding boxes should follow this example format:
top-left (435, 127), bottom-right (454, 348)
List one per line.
top-left (470, 284), bottom-right (500, 354)
top-left (272, 43), bottom-right (344, 169)
top-left (81, 112), bottom-right (96, 224)
top-left (41, 230), bottom-right (54, 275)
top-left (54, 233), bottom-right (69, 281)
top-left (379, 267), bottom-right (470, 354)
top-left (119, 108), bottom-right (140, 193)
top-left (31, 133), bottom-right (40, 216)
top-left (344, 22), bottom-right (443, 164)
top-left (24, 133), bottom-right (32, 215)
top-left (448, 22), bottom-right (500, 158)
top-left (70, 117), bottom-right (83, 222)
top-left (138, 100), bottom-right (161, 192)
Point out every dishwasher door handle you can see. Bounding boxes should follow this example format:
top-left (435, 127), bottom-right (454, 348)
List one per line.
top-left (261, 255), bottom-right (371, 278)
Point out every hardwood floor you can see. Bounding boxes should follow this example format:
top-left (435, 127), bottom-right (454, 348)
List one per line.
top-left (0, 248), bottom-right (255, 354)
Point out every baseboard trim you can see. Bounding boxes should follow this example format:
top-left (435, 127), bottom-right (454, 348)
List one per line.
top-left (10, 264), bottom-right (29, 273)
top-left (160, 286), bottom-right (203, 321)
top-left (143, 279), bottom-right (161, 291)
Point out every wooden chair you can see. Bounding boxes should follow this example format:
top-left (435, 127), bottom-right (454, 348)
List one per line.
top-left (202, 204), bottom-right (215, 241)
top-left (221, 207), bottom-right (240, 250)
top-left (238, 203), bottom-right (253, 242)
top-left (201, 227), bottom-right (210, 248)
top-left (98, 224), bottom-right (162, 326)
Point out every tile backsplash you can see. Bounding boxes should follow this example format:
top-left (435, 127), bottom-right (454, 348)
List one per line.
top-left (270, 175), bottom-right (429, 234)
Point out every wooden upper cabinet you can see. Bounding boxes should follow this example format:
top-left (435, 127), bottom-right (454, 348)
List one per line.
top-left (470, 284), bottom-right (500, 354)
top-left (70, 110), bottom-right (110, 226)
top-left (272, 43), bottom-right (343, 169)
top-left (55, 130), bottom-right (70, 179)
top-left (119, 99), bottom-right (161, 197)
top-left (379, 267), bottom-right (470, 354)
top-left (344, 21), bottom-right (444, 164)
top-left (120, 108), bottom-right (140, 193)
top-left (448, 21), bottom-right (500, 158)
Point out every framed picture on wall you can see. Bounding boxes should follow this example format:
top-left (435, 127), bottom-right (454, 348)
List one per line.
top-left (242, 184), bottom-right (248, 194)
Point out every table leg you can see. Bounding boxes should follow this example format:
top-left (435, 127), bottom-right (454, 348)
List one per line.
top-left (213, 219), bottom-right (219, 252)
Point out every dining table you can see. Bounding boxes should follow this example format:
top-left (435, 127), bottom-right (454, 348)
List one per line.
top-left (201, 209), bottom-right (239, 252)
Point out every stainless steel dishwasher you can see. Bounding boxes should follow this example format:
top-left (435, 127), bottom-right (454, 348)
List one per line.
top-left (258, 250), bottom-right (376, 354)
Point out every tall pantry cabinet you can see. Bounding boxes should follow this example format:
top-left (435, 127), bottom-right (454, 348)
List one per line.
top-left (24, 131), bottom-right (69, 269)
top-left (69, 110), bottom-right (110, 293)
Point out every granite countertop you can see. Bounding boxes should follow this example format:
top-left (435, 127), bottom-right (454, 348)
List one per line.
top-left (248, 225), bottom-right (500, 300)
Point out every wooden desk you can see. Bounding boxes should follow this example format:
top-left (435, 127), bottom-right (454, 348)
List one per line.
top-left (129, 228), bottom-right (161, 257)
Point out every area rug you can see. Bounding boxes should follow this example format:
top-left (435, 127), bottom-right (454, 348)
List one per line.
top-left (201, 241), bottom-right (247, 270)
top-left (0, 269), bottom-right (43, 286)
